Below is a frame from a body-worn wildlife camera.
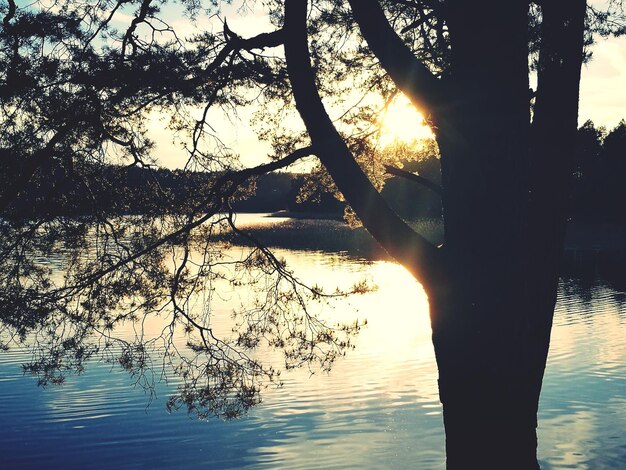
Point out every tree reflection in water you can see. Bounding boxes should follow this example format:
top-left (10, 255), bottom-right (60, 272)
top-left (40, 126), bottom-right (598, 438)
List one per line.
top-left (0, 213), bottom-right (368, 420)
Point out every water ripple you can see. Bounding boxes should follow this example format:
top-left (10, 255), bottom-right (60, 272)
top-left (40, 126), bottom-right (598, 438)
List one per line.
top-left (0, 254), bottom-right (624, 469)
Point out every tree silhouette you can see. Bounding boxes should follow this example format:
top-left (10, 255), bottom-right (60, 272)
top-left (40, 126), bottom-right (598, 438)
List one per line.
top-left (602, 120), bottom-right (626, 219)
top-left (1, 1), bottom-right (625, 468)
top-left (570, 120), bottom-right (626, 222)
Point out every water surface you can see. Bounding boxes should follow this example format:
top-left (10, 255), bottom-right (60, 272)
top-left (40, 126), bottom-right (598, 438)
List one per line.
top-left (0, 216), bottom-right (624, 469)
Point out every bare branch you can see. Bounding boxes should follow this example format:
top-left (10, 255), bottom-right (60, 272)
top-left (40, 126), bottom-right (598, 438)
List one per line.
top-left (384, 164), bottom-right (443, 196)
top-left (2, 0), bottom-right (16, 28)
top-left (121, 0), bottom-right (154, 58)
top-left (401, 11), bottom-right (436, 34)
top-left (84, 0), bottom-right (130, 48)
top-left (347, 0), bottom-right (445, 119)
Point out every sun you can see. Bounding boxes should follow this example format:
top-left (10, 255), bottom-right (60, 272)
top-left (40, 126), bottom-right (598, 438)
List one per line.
top-left (378, 94), bottom-right (434, 147)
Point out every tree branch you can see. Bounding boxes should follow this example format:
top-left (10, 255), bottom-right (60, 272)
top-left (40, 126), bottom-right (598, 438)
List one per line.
top-left (188, 27), bottom-right (284, 88)
top-left (401, 11), bottom-right (436, 34)
top-left (384, 164), bottom-right (443, 196)
top-left (52, 147), bottom-right (314, 295)
top-left (527, 0), bottom-right (587, 266)
top-left (531, 0), bottom-right (586, 194)
top-left (121, 0), bottom-right (153, 58)
top-left (84, 0), bottom-right (129, 48)
top-left (533, 0), bottom-right (586, 137)
top-left (284, 0), bottom-right (442, 288)
top-left (347, 0), bottom-right (444, 119)
top-left (234, 27), bottom-right (285, 51)
top-left (2, 0), bottom-right (16, 28)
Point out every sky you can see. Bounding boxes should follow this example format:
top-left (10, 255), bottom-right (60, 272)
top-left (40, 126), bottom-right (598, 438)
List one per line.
top-left (144, 4), bottom-right (626, 170)
top-left (579, 35), bottom-right (626, 128)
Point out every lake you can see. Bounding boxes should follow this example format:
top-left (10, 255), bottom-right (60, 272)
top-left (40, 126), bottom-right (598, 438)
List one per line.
top-left (0, 215), bottom-right (624, 469)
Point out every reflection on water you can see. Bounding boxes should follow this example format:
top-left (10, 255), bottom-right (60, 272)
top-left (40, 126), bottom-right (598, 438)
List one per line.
top-left (0, 220), bottom-right (624, 469)
top-left (539, 279), bottom-right (626, 470)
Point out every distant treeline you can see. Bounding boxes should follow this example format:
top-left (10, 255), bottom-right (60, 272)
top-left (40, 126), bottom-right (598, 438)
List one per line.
top-left (570, 120), bottom-right (626, 223)
top-left (0, 159), bottom-right (345, 218)
top-left (0, 158), bottom-right (443, 219)
top-left (384, 119), bottom-right (626, 224)
top-left (2, 119), bottom-right (624, 222)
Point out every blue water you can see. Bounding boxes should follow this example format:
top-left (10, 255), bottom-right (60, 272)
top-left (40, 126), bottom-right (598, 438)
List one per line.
top-left (0, 248), bottom-right (624, 469)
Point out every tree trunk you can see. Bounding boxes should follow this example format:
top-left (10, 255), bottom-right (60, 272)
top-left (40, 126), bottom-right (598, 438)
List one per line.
top-left (427, 1), bottom-right (586, 467)
top-left (285, 0), bottom-right (586, 467)
top-left (428, 2), bottom-right (569, 467)
top-left (430, 281), bottom-right (558, 469)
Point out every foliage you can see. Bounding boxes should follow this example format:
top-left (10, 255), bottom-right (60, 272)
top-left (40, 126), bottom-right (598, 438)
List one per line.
top-left (571, 120), bottom-right (626, 222)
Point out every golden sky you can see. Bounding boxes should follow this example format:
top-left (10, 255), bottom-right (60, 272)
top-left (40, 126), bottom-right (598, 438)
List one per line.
top-left (144, 3), bottom-right (626, 169)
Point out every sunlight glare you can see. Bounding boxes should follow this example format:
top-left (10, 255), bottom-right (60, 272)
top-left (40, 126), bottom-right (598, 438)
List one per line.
top-left (378, 94), bottom-right (434, 148)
